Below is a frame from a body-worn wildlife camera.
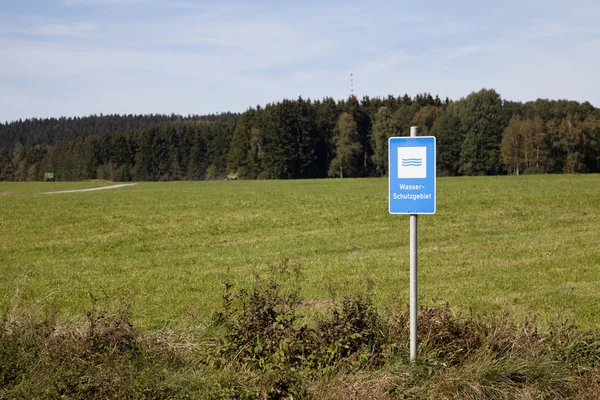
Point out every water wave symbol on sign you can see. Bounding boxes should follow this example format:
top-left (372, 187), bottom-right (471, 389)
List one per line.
top-left (397, 146), bottom-right (427, 178)
top-left (401, 158), bottom-right (423, 167)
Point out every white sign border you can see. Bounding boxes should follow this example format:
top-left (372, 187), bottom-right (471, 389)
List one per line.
top-left (388, 136), bottom-right (437, 215)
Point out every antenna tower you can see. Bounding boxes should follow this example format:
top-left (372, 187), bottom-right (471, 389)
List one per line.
top-left (350, 72), bottom-right (354, 97)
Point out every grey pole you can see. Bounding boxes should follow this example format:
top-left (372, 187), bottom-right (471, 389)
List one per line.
top-left (409, 126), bottom-right (419, 362)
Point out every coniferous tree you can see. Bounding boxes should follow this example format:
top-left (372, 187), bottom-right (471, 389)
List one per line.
top-left (83, 136), bottom-right (100, 179)
top-left (431, 103), bottom-right (463, 176)
top-left (189, 128), bottom-right (207, 179)
top-left (394, 103), bottom-right (418, 136)
top-left (314, 97), bottom-right (339, 177)
top-left (458, 89), bottom-right (506, 175)
top-left (227, 110), bottom-right (254, 178)
top-left (0, 149), bottom-right (14, 180)
top-left (133, 128), bottom-right (156, 181)
top-left (371, 106), bottom-right (398, 176)
top-left (205, 120), bottom-right (233, 179)
top-left (293, 97), bottom-right (319, 178)
top-left (343, 96), bottom-right (370, 174)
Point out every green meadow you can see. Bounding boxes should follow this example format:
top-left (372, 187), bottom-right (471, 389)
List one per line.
top-left (0, 181), bottom-right (115, 194)
top-left (1, 175), bottom-right (599, 329)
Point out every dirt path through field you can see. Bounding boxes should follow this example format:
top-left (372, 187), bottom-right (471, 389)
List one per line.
top-left (42, 183), bottom-right (137, 194)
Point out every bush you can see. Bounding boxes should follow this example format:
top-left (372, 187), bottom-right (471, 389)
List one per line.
top-left (216, 263), bottom-right (311, 372)
top-left (214, 263), bottom-right (391, 398)
top-left (1, 295), bottom-right (206, 399)
top-left (4, 265), bottom-right (600, 399)
top-left (0, 303), bottom-right (56, 392)
top-left (311, 289), bottom-right (387, 372)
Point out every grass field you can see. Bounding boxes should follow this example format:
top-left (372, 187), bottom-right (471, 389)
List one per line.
top-left (0, 181), bottom-right (115, 194)
top-left (1, 175), bottom-right (600, 330)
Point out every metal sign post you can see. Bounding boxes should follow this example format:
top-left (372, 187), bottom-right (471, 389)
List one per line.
top-left (409, 126), bottom-right (419, 362)
top-left (388, 127), bottom-right (436, 362)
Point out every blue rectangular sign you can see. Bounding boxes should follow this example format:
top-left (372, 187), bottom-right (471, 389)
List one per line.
top-left (388, 136), bottom-right (436, 214)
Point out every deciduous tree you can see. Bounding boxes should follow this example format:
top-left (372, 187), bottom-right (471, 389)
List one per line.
top-left (329, 113), bottom-right (361, 178)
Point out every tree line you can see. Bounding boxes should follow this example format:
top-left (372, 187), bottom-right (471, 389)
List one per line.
top-left (1, 89), bottom-right (599, 182)
top-left (0, 119), bottom-right (234, 182)
top-left (0, 113), bottom-right (238, 152)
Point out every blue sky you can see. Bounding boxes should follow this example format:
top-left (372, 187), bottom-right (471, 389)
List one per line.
top-left (1, 0), bottom-right (599, 122)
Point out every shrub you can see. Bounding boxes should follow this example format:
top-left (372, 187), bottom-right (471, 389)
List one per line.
top-left (0, 305), bottom-right (56, 391)
top-left (216, 263), bottom-right (312, 372)
top-left (311, 289), bottom-right (387, 372)
top-left (4, 265), bottom-right (600, 399)
top-left (2, 294), bottom-right (201, 399)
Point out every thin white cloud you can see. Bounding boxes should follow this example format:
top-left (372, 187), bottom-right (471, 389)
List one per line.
top-left (439, 43), bottom-right (497, 62)
top-left (64, 0), bottom-right (148, 5)
top-left (104, 17), bottom-right (339, 70)
top-left (31, 23), bottom-right (98, 37)
top-left (1, 0), bottom-right (599, 122)
top-left (352, 52), bottom-right (418, 76)
top-left (425, 12), bottom-right (600, 105)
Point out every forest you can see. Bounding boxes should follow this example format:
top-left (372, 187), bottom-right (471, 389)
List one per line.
top-left (1, 88), bottom-right (599, 182)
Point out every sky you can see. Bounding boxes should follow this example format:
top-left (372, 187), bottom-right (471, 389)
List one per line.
top-left (1, 0), bottom-right (599, 123)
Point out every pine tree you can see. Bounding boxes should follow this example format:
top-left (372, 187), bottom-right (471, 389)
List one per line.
top-left (227, 111), bottom-right (253, 178)
top-left (371, 106), bottom-right (398, 176)
top-left (187, 125), bottom-right (208, 180)
top-left (458, 89), bottom-right (506, 175)
top-left (431, 104), bottom-right (463, 176)
top-left (314, 97), bottom-right (339, 177)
